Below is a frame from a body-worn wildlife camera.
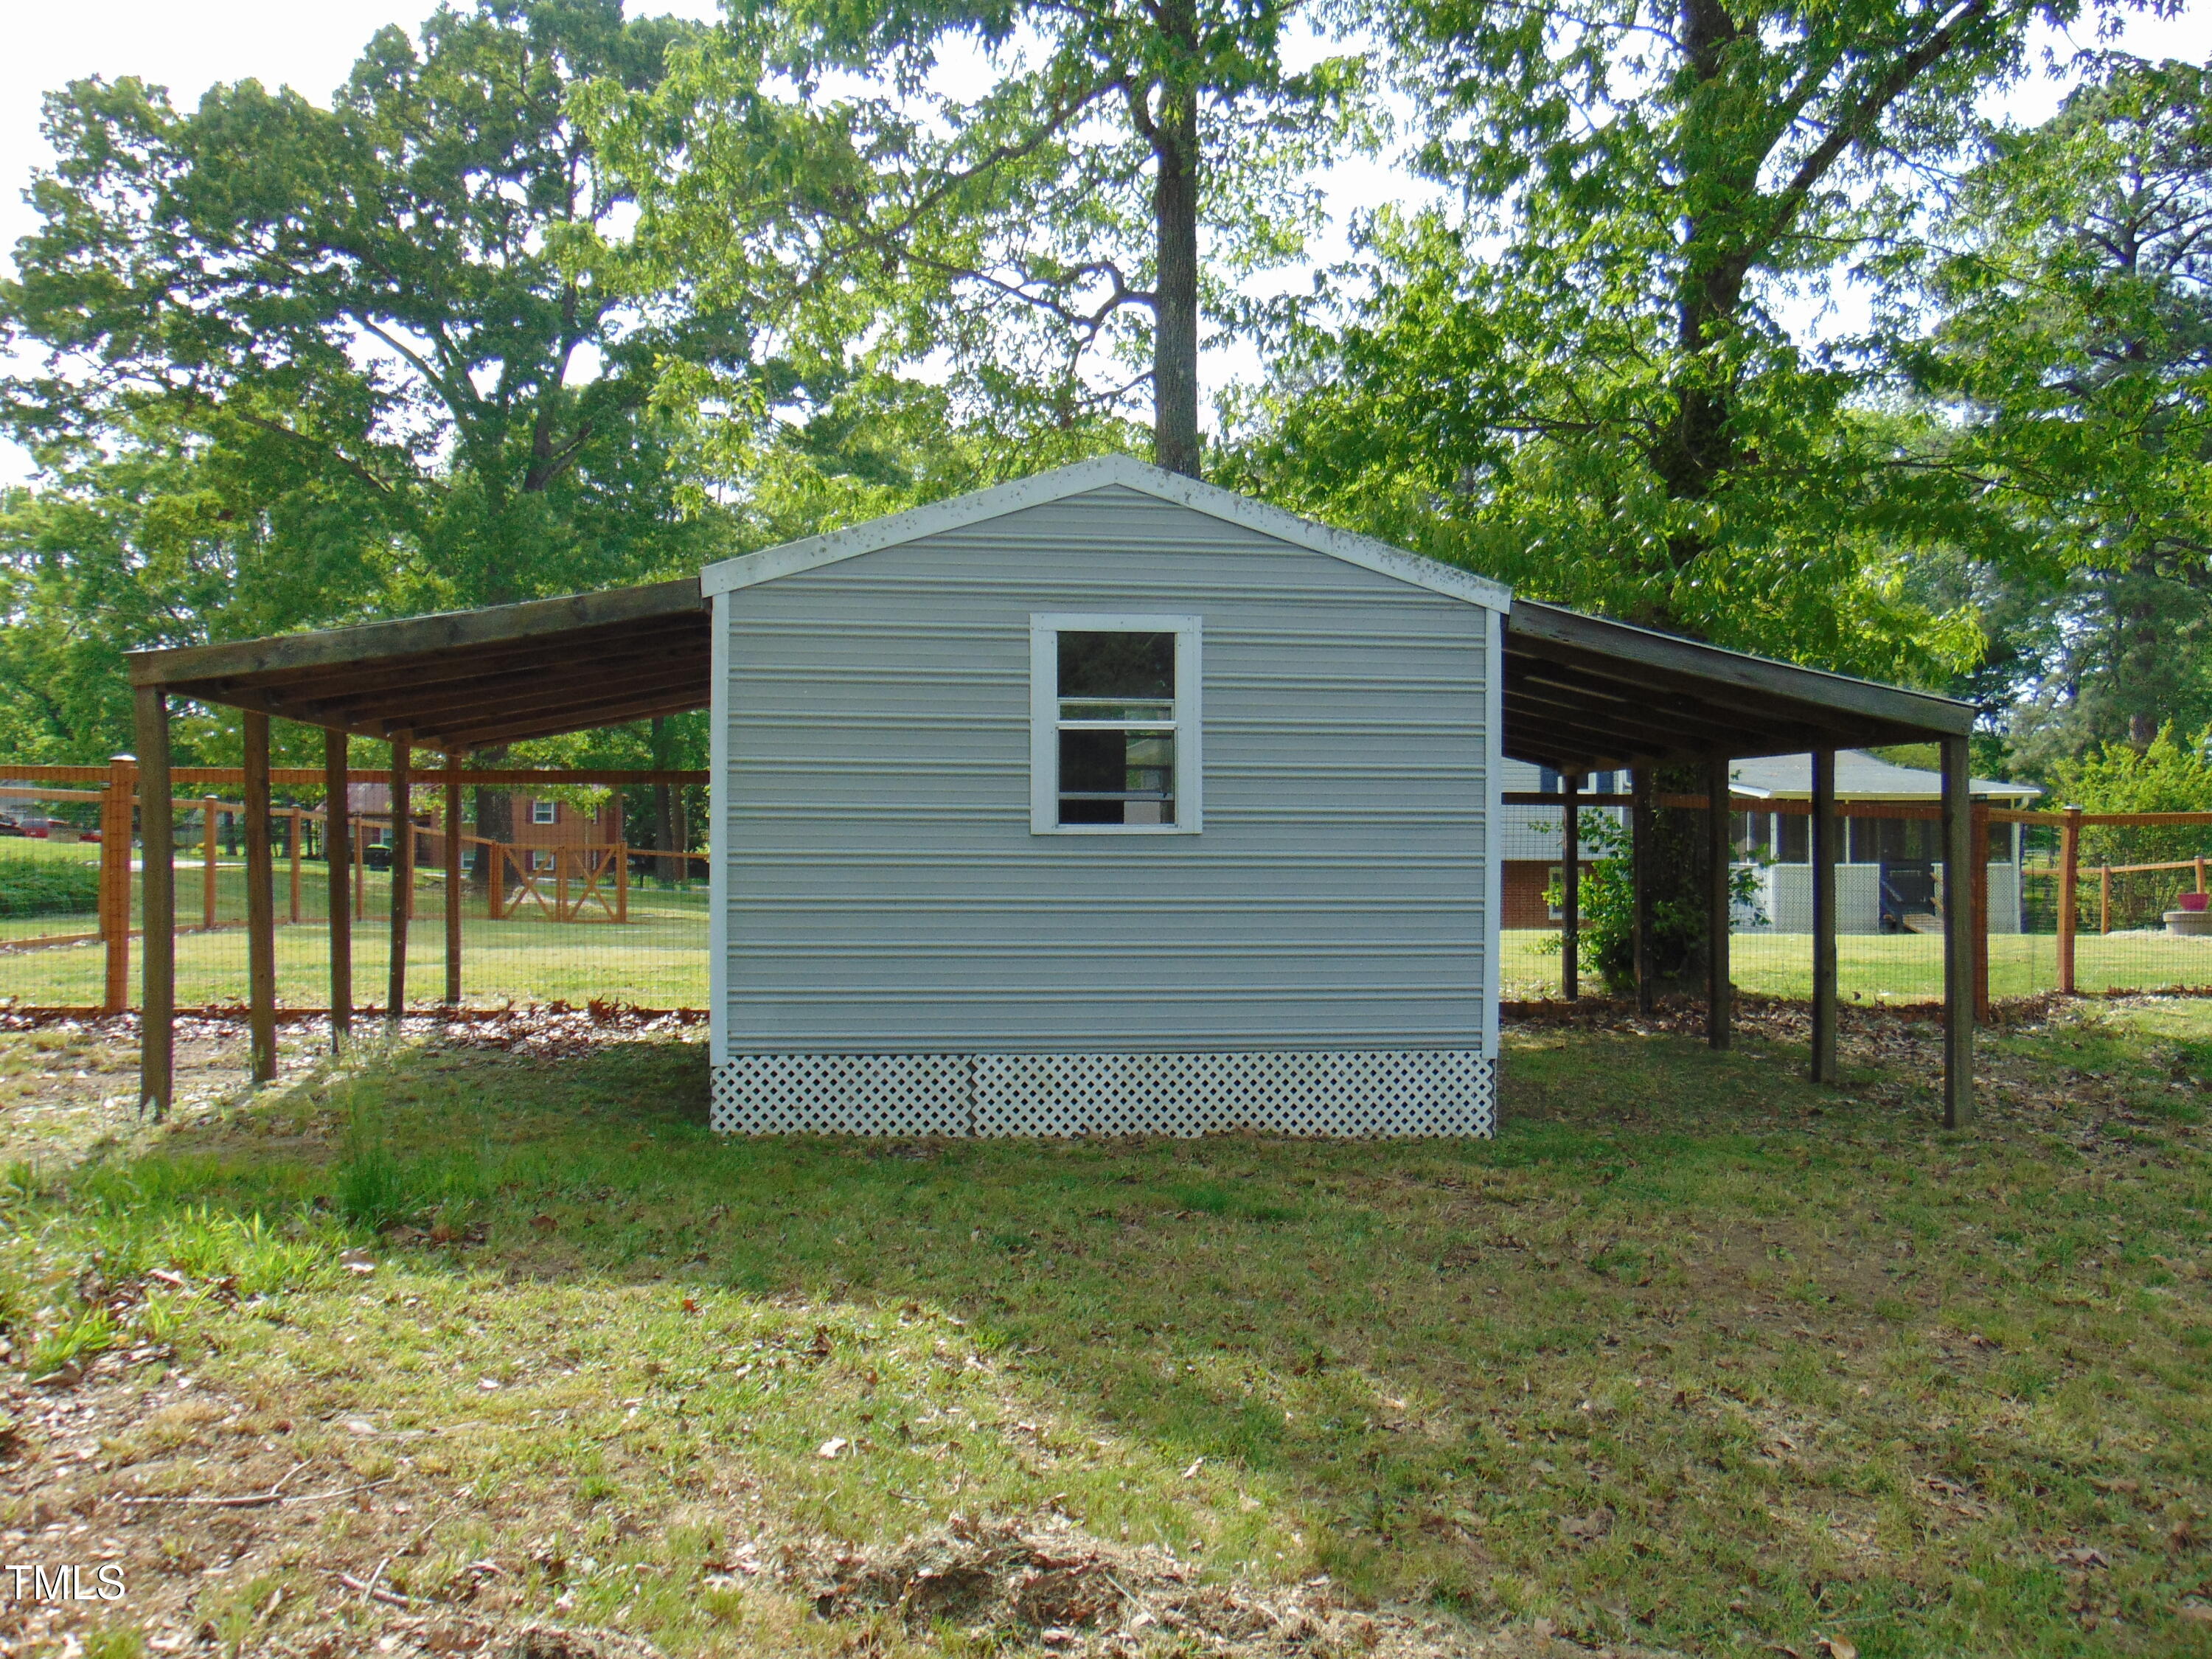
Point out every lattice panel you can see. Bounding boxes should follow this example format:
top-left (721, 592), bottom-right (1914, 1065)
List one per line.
top-left (709, 1054), bottom-right (967, 1135)
top-left (711, 1051), bottom-right (1495, 1138)
top-left (974, 1050), bottom-right (1494, 1138)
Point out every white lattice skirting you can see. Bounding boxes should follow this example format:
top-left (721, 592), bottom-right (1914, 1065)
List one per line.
top-left (709, 1051), bottom-right (1496, 1138)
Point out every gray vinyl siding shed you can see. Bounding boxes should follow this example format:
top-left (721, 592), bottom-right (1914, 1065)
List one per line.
top-left (703, 459), bottom-right (1507, 1134)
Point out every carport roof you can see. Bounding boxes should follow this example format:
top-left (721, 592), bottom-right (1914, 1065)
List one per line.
top-left (127, 484), bottom-right (1975, 768)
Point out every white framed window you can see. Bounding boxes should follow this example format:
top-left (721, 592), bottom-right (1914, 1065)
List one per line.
top-left (532, 849), bottom-right (556, 872)
top-left (1030, 613), bottom-right (1202, 835)
top-left (532, 799), bottom-right (557, 825)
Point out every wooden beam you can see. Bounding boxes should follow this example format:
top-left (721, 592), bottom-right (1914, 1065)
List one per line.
top-left (444, 758), bottom-right (463, 1008)
top-left (133, 687), bottom-right (174, 1121)
top-left (129, 578), bottom-right (705, 686)
top-left (324, 728), bottom-right (352, 1052)
top-left (375, 661), bottom-right (710, 732)
top-left (100, 754), bottom-right (133, 1015)
top-left (388, 736), bottom-right (411, 1029)
top-left (437, 689), bottom-right (713, 750)
top-left (283, 634), bottom-right (707, 721)
top-left (243, 712), bottom-right (277, 1085)
top-left (1632, 768), bottom-right (1655, 1017)
top-left (1810, 748), bottom-right (1838, 1085)
top-left (1507, 601), bottom-right (1977, 737)
top-left (1941, 735), bottom-right (1975, 1127)
top-left (1562, 771), bottom-right (1580, 1002)
top-left (197, 614), bottom-right (705, 702)
top-left (1707, 754), bottom-right (1731, 1051)
top-left (2058, 804), bottom-right (2081, 995)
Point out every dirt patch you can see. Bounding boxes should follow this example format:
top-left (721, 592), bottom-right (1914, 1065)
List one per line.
top-left (791, 1512), bottom-right (1673, 1656)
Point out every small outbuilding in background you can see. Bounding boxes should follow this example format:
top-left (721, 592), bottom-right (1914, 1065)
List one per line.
top-left (701, 457), bottom-right (1510, 1138)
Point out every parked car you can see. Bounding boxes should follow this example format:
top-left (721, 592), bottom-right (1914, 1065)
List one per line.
top-left (0, 821), bottom-right (26, 838)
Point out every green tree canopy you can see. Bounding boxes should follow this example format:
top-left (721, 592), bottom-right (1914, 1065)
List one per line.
top-left (586, 0), bottom-right (1368, 478)
top-left (1, 0), bottom-right (743, 616)
top-left (1223, 0), bottom-right (2155, 681)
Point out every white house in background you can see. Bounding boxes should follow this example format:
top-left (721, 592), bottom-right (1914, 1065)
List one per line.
top-left (1728, 751), bottom-right (2040, 934)
top-left (1499, 759), bottom-right (1625, 927)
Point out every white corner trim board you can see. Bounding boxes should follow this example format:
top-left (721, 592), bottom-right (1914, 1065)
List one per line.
top-left (698, 455), bottom-right (1513, 613)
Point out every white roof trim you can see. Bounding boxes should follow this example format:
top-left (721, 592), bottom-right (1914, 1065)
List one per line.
top-left (698, 454), bottom-right (1513, 611)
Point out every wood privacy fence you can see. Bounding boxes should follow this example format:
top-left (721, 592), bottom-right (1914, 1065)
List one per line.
top-left (0, 760), bottom-right (706, 1015)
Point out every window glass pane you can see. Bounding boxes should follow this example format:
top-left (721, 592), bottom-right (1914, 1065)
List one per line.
top-left (1777, 813), bottom-right (1809, 862)
top-left (1059, 728), bottom-right (1175, 826)
top-left (1059, 631), bottom-right (1174, 700)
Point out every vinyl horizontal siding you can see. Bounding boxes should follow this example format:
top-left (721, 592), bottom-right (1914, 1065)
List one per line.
top-left (721, 484), bottom-right (1491, 1051)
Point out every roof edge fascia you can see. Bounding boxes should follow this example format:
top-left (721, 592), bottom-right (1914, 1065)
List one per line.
top-left (698, 456), bottom-right (1513, 612)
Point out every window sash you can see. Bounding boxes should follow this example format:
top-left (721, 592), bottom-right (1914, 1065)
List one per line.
top-left (1030, 613), bottom-right (1202, 835)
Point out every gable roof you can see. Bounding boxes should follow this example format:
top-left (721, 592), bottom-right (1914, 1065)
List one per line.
top-left (1728, 750), bottom-right (2039, 801)
top-left (698, 455), bottom-right (1514, 611)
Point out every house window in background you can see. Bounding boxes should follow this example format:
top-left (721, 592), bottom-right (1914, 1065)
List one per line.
top-left (532, 800), bottom-right (557, 825)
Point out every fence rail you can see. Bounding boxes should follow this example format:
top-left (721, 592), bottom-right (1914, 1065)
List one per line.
top-left (7, 768), bottom-right (2212, 1018)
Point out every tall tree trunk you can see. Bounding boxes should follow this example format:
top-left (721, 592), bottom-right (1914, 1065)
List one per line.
top-left (1151, 0), bottom-right (1203, 479)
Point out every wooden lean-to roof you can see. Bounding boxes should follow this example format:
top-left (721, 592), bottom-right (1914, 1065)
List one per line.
top-left (126, 580), bottom-right (711, 754)
top-left (126, 460), bottom-right (1977, 767)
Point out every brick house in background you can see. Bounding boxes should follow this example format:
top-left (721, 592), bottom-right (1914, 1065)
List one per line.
top-left (348, 785), bottom-right (621, 872)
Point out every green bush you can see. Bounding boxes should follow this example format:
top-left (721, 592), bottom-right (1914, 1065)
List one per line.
top-left (0, 854), bottom-right (100, 919)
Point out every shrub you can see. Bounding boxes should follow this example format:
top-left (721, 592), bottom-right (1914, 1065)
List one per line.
top-left (0, 854), bottom-right (100, 920)
top-left (1545, 807), bottom-right (1766, 995)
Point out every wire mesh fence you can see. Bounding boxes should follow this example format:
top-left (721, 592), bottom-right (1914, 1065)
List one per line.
top-left (0, 767), bottom-right (709, 1013)
top-left (7, 765), bottom-right (2212, 1015)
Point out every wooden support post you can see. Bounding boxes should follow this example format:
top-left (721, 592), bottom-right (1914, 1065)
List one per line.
top-left (243, 711), bottom-right (277, 1084)
top-left (1941, 734), bottom-right (1975, 1128)
top-left (1561, 772), bottom-right (1580, 1002)
top-left (324, 729), bottom-right (352, 1051)
top-left (100, 754), bottom-right (134, 1015)
top-left (444, 758), bottom-right (462, 1007)
top-left (1706, 755), bottom-right (1732, 1051)
top-left (2099, 866), bottom-right (2110, 934)
top-left (355, 814), bottom-right (366, 921)
top-left (1810, 749), bottom-right (1838, 1085)
top-left (1970, 799), bottom-right (1992, 1025)
top-left (202, 794), bottom-right (219, 930)
top-left (615, 841), bottom-right (629, 924)
top-left (134, 688), bottom-right (174, 1121)
top-left (2057, 805), bottom-right (2081, 995)
top-left (288, 806), bottom-right (302, 924)
top-left (1632, 768), bottom-right (1655, 1015)
top-left (2197, 856), bottom-right (2207, 896)
top-left (387, 737), bottom-right (411, 1026)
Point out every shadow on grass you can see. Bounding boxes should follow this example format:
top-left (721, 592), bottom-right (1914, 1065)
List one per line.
top-left (41, 1022), bottom-right (2212, 1657)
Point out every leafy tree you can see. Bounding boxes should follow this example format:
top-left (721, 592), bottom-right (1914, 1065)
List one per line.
top-left (1908, 54), bottom-right (2212, 761)
top-left (588, 0), bottom-right (1366, 477)
top-left (1, 0), bottom-right (754, 847)
top-left (1227, 0), bottom-right (2154, 678)
top-left (2054, 720), bottom-right (2212, 871)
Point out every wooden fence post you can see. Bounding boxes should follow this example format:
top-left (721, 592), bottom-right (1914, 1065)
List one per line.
top-left (101, 754), bottom-right (134, 1015)
top-left (1632, 769), bottom-right (1655, 1017)
top-left (2057, 805), bottom-right (2081, 996)
top-left (202, 795), bottom-right (219, 930)
top-left (2100, 866), bottom-right (2111, 935)
top-left (289, 806), bottom-right (303, 924)
top-left (2197, 855), bottom-right (2207, 896)
top-left (616, 842), bottom-right (629, 924)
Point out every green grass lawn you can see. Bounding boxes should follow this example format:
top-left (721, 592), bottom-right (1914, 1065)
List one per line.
top-left (2, 1001), bottom-right (2208, 1656)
